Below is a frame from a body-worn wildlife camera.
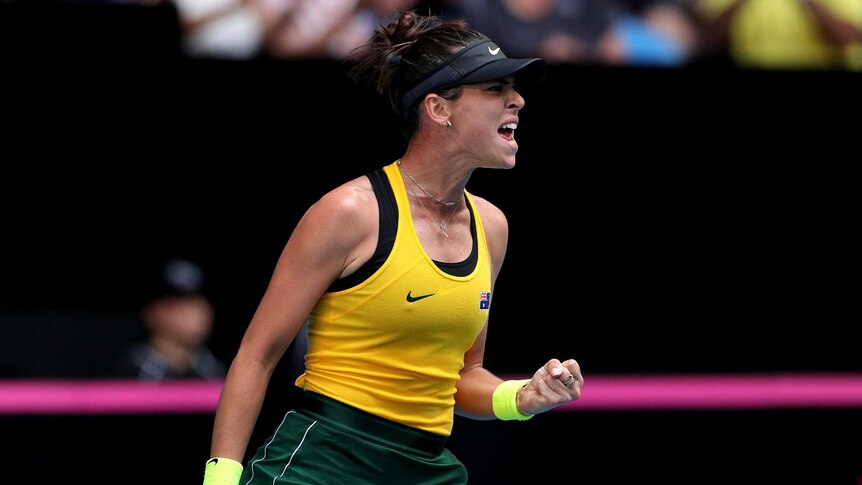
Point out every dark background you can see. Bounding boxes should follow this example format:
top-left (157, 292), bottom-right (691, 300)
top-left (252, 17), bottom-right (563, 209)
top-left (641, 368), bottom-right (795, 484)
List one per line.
top-left (5, 60), bottom-right (858, 377)
top-left (2, 2), bottom-right (860, 484)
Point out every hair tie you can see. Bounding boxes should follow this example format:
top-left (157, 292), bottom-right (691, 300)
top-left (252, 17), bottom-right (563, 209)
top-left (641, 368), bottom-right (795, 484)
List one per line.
top-left (388, 55), bottom-right (402, 65)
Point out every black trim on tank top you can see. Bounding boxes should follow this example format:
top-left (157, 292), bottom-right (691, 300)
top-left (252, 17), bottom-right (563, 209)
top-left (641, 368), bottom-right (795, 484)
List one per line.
top-left (435, 213), bottom-right (477, 276)
top-left (326, 168), bottom-right (477, 293)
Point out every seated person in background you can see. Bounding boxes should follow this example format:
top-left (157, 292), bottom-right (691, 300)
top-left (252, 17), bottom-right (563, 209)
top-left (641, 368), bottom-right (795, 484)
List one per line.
top-left (694, 0), bottom-right (862, 71)
top-left (116, 258), bottom-right (227, 380)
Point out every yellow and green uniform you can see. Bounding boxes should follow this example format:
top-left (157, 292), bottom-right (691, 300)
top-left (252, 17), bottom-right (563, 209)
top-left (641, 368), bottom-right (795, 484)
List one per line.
top-left (241, 161), bottom-right (491, 484)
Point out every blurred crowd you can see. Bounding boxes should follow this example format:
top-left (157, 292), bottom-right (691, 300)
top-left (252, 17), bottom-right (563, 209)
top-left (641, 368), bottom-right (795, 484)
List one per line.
top-left (165, 0), bottom-right (862, 70)
top-left (18, 0), bottom-right (859, 70)
top-left (161, 0), bottom-right (706, 65)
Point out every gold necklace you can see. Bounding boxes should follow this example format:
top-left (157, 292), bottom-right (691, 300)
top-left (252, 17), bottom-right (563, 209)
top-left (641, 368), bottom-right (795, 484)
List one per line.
top-left (397, 160), bottom-right (463, 207)
top-left (400, 164), bottom-right (459, 237)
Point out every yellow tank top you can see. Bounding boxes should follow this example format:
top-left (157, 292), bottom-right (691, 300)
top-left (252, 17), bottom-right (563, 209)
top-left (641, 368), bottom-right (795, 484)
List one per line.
top-left (295, 161), bottom-right (492, 436)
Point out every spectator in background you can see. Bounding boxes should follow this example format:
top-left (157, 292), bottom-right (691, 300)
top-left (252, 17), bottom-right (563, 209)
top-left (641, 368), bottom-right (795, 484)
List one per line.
top-left (116, 258), bottom-right (227, 380)
top-left (57, 0), bottom-right (275, 60)
top-left (452, 0), bottom-right (700, 67)
top-left (169, 0), bottom-right (422, 60)
top-left (597, 0), bottom-right (702, 67)
top-left (694, 0), bottom-right (862, 71)
top-left (171, 0), bottom-right (263, 59)
top-left (262, 0), bottom-right (420, 59)
top-left (61, 0), bottom-right (429, 60)
top-left (170, 0), bottom-right (290, 60)
top-left (450, 0), bottom-right (620, 64)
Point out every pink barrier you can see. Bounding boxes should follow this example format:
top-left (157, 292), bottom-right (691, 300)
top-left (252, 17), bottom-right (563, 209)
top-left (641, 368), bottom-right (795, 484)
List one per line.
top-left (0, 379), bottom-right (223, 414)
top-left (2, 373), bottom-right (862, 415)
top-left (555, 372), bottom-right (862, 411)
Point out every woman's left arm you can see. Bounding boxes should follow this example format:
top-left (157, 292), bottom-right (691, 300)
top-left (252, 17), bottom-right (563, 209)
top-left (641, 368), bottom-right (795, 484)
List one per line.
top-left (454, 196), bottom-right (583, 419)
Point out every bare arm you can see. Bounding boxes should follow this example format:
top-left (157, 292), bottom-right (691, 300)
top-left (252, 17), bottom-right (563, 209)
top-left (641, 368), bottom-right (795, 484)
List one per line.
top-left (453, 196), bottom-right (507, 418)
top-left (263, 0), bottom-right (358, 58)
top-left (453, 197), bottom-right (582, 419)
top-left (209, 177), bottom-right (379, 462)
top-left (803, 0), bottom-right (862, 47)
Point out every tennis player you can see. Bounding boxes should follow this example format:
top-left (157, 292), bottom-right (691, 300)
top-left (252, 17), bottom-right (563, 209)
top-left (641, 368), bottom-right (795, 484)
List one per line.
top-left (203, 9), bottom-right (583, 485)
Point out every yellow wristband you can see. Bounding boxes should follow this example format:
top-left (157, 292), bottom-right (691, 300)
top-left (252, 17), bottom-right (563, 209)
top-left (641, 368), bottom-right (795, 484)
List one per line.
top-left (203, 457), bottom-right (243, 485)
top-left (492, 379), bottom-right (534, 421)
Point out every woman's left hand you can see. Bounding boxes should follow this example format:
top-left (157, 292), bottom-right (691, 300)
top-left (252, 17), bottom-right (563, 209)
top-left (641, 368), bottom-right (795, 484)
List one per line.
top-left (517, 358), bottom-right (583, 416)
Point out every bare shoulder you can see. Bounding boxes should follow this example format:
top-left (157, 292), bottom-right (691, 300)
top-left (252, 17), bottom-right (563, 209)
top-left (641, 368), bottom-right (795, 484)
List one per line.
top-left (468, 193), bottom-right (508, 236)
top-left (468, 193), bottom-right (509, 276)
top-left (311, 175), bottom-right (376, 220)
top-left (294, 175), bottom-right (379, 277)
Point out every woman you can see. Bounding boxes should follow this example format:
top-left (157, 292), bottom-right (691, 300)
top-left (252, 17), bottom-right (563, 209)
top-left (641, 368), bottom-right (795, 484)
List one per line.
top-left (203, 9), bottom-right (583, 485)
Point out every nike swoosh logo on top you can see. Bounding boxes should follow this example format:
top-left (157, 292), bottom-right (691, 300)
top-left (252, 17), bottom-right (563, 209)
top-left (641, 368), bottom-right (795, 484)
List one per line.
top-left (488, 46), bottom-right (501, 55)
top-left (406, 291), bottom-right (435, 302)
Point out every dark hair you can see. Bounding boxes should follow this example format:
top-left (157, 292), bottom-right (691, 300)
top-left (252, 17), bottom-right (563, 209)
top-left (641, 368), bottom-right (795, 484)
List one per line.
top-left (347, 10), bottom-right (487, 139)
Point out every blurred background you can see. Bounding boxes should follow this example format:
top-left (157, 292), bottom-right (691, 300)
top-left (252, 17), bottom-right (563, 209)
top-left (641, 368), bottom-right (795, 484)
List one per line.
top-left (1, 0), bottom-right (861, 483)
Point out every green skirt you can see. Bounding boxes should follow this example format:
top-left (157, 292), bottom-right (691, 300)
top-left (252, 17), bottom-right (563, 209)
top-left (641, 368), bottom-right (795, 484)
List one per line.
top-left (241, 391), bottom-right (467, 484)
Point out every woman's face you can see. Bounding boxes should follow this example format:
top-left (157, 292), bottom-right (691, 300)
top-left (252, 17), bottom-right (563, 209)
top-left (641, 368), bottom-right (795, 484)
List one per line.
top-left (450, 77), bottom-right (525, 169)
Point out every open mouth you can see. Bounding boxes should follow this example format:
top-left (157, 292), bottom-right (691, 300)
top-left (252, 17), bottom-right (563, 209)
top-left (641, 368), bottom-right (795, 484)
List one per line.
top-left (498, 122), bottom-right (517, 141)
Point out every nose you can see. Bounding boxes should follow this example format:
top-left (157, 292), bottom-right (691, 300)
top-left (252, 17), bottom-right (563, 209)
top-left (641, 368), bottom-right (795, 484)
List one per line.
top-left (508, 88), bottom-right (525, 111)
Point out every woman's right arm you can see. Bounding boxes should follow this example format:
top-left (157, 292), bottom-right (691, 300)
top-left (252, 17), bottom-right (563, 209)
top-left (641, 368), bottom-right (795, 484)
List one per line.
top-left (208, 177), bottom-right (380, 464)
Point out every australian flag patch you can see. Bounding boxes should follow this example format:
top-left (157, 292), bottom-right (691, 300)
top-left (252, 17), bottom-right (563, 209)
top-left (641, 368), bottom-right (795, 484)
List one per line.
top-left (479, 292), bottom-right (491, 310)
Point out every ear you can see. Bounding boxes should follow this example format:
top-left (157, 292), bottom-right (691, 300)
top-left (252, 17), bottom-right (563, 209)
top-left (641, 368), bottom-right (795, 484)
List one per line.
top-left (422, 94), bottom-right (452, 128)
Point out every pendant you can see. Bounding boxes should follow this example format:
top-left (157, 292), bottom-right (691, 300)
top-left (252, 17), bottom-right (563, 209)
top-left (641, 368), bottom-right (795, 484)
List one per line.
top-left (435, 223), bottom-right (449, 238)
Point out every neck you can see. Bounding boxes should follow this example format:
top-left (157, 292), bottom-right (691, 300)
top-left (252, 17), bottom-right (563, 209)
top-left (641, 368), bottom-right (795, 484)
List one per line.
top-left (396, 159), bottom-right (464, 208)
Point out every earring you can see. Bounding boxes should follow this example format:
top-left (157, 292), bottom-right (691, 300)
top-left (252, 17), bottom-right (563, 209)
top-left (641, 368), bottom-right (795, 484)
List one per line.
top-left (445, 120), bottom-right (452, 128)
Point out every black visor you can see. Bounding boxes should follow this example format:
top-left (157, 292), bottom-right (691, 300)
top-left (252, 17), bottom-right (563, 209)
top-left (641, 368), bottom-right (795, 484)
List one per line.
top-left (400, 39), bottom-right (546, 117)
